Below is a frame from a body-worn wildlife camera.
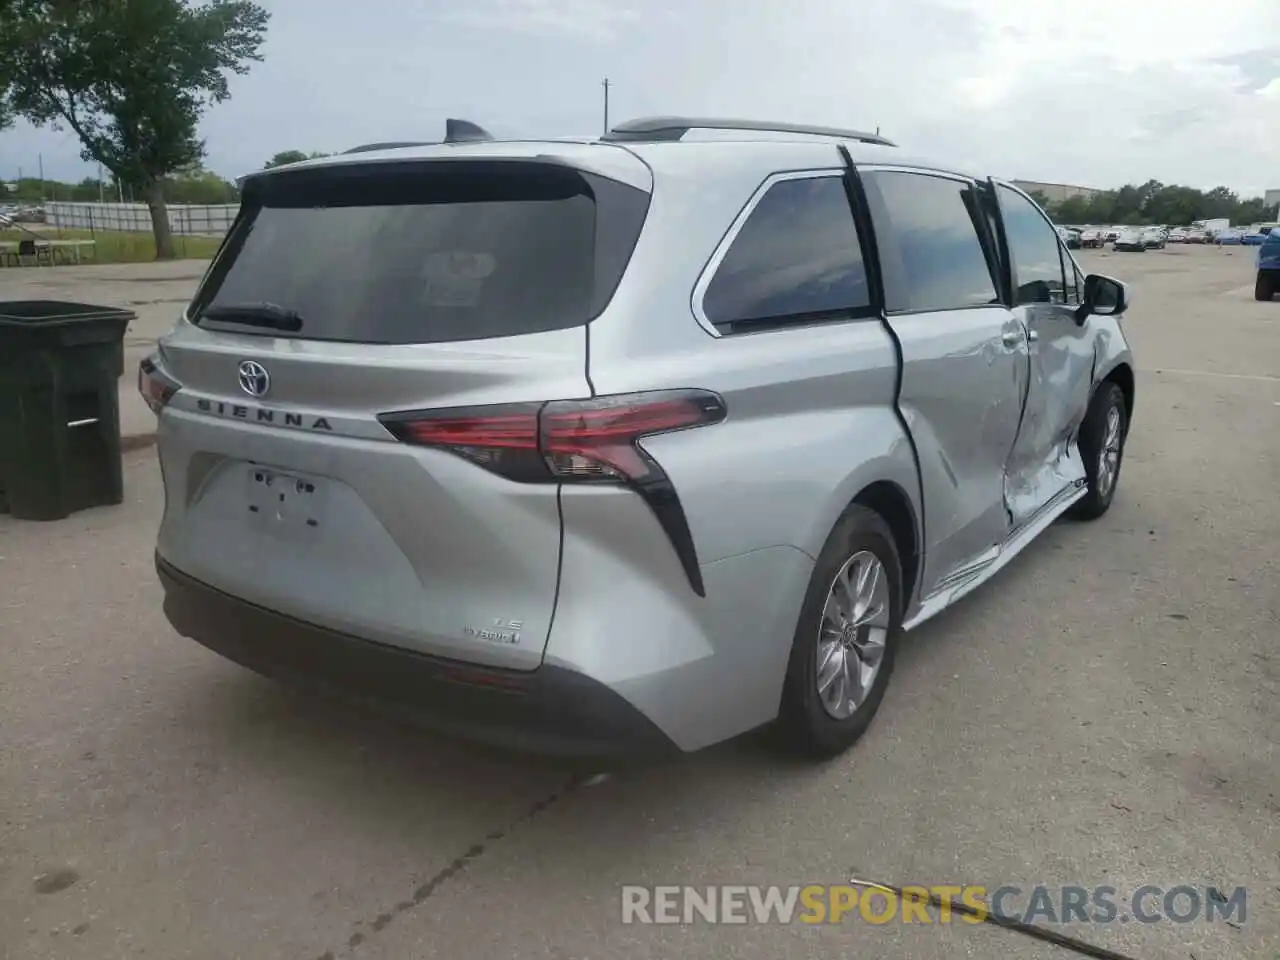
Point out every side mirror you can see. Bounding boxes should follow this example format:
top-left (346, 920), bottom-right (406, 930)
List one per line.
top-left (1076, 274), bottom-right (1127, 324)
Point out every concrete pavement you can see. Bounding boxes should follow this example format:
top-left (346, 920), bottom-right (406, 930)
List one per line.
top-left (1, 245), bottom-right (1277, 960)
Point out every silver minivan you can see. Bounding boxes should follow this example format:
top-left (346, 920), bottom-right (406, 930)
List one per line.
top-left (142, 117), bottom-right (1135, 759)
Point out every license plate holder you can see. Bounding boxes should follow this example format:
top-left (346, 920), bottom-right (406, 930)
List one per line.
top-left (245, 466), bottom-right (327, 538)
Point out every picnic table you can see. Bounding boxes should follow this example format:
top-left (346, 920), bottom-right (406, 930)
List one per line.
top-left (0, 238), bottom-right (97, 266)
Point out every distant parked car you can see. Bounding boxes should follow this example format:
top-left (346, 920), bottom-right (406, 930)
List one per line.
top-left (1215, 230), bottom-right (1244, 245)
top-left (1080, 228), bottom-right (1105, 248)
top-left (1183, 230), bottom-right (1208, 245)
top-left (1167, 228), bottom-right (1187, 243)
top-left (11, 204), bottom-right (46, 223)
top-left (1142, 228), bottom-right (1167, 250)
top-left (1240, 231), bottom-right (1270, 246)
top-left (1114, 228), bottom-right (1147, 251)
top-left (1255, 229), bottom-right (1280, 300)
top-left (1057, 226), bottom-right (1082, 249)
top-left (1104, 227), bottom-right (1122, 242)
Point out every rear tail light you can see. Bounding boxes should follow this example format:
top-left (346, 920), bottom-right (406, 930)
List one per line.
top-left (379, 390), bottom-right (727, 595)
top-left (379, 390), bottom-right (726, 485)
top-left (138, 355), bottom-right (180, 413)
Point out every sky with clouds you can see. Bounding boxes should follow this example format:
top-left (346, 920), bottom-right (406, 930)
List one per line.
top-left (3, 0), bottom-right (1278, 196)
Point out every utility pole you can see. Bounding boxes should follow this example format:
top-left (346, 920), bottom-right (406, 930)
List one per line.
top-left (98, 163), bottom-right (105, 202)
top-left (602, 77), bottom-right (611, 134)
top-left (38, 153), bottom-right (45, 200)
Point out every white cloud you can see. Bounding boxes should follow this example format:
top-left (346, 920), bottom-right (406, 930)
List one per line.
top-left (433, 0), bottom-right (643, 42)
top-left (2, 0), bottom-right (1276, 195)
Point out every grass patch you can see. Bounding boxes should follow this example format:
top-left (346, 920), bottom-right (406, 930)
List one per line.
top-left (0, 228), bottom-right (222, 263)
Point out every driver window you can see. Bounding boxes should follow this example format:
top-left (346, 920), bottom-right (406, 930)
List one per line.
top-left (997, 185), bottom-right (1067, 306)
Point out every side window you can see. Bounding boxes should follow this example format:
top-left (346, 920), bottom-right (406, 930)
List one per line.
top-left (862, 171), bottom-right (1000, 313)
top-left (997, 185), bottom-right (1067, 305)
top-left (701, 176), bottom-right (870, 330)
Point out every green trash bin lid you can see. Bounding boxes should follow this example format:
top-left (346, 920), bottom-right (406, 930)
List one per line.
top-left (0, 300), bottom-right (135, 351)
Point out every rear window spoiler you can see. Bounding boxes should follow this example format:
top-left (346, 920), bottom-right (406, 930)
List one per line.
top-left (240, 147), bottom-right (653, 194)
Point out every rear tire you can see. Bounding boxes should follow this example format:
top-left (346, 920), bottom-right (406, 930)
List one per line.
top-left (1256, 272), bottom-right (1275, 302)
top-left (1070, 381), bottom-right (1128, 521)
top-left (778, 505), bottom-right (902, 759)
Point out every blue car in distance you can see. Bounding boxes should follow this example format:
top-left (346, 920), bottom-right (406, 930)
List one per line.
top-left (1216, 229), bottom-right (1244, 245)
top-left (1256, 230), bottom-right (1280, 301)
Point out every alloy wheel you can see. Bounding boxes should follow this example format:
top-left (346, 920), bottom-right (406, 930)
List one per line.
top-left (816, 550), bottom-right (890, 719)
top-left (1097, 404), bottom-right (1123, 498)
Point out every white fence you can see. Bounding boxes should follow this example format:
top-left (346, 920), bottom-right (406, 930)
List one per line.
top-left (47, 201), bottom-right (237, 235)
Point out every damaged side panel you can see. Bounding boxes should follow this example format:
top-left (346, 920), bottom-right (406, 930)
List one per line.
top-left (1001, 302), bottom-right (1095, 528)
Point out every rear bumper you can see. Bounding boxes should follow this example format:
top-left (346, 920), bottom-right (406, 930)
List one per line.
top-left (156, 553), bottom-right (679, 760)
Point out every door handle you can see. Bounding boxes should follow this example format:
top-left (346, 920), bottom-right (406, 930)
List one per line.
top-left (1001, 330), bottom-right (1022, 348)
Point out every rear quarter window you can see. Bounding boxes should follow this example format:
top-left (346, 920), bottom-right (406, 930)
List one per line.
top-left (700, 175), bottom-right (872, 332)
top-left (191, 161), bottom-right (650, 345)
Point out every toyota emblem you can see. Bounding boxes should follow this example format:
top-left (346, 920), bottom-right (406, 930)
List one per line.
top-left (237, 360), bottom-right (270, 398)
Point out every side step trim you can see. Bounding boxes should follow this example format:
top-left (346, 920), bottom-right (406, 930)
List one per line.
top-left (902, 482), bottom-right (1085, 632)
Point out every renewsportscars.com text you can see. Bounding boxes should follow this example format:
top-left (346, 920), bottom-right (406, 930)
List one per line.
top-left (620, 884), bottom-right (1247, 926)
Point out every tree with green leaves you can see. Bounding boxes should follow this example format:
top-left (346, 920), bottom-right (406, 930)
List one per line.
top-left (164, 168), bottom-right (239, 203)
top-left (0, 0), bottom-right (268, 258)
top-left (1057, 182), bottom-right (1274, 228)
top-left (1025, 189), bottom-right (1051, 211)
top-left (1054, 196), bottom-right (1091, 225)
top-left (264, 149), bottom-right (330, 169)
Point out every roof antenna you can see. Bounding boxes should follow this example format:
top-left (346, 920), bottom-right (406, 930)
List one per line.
top-left (444, 118), bottom-right (495, 143)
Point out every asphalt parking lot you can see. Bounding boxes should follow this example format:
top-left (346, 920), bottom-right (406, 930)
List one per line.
top-left (1, 245), bottom-right (1277, 960)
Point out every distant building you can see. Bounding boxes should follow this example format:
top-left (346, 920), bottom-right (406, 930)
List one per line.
top-left (1011, 180), bottom-right (1104, 205)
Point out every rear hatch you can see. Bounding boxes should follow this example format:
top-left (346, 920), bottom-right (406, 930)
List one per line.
top-left (153, 153), bottom-right (651, 670)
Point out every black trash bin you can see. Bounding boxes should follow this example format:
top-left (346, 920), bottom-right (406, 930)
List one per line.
top-left (0, 301), bottom-right (136, 521)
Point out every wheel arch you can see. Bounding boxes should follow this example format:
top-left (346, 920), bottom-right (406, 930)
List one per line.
top-left (850, 479), bottom-right (920, 615)
top-left (1100, 360), bottom-right (1135, 422)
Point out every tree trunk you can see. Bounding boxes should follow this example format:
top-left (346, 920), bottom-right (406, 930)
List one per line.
top-left (145, 180), bottom-right (175, 260)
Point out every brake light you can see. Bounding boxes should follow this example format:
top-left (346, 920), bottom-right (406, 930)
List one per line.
top-left (379, 390), bottom-right (727, 597)
top-left (138, 355), bottom-right (180, 413)
top-left (379, 390), bottom-right (726, 485)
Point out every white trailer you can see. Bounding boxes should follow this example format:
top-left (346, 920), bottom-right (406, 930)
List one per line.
top-left (1193, 218), bottom-right (1230, 236)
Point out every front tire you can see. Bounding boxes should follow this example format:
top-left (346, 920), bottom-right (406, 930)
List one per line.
top-left (1070, 382), bottom-right (1128, 521)
top-left (1256, 272), bottom-right (1275, 302)
top-left (778, 505), bottom-right (902, 759)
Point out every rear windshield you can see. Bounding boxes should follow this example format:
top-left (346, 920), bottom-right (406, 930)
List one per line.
top-left (192, 160), bottom-right (650, 344)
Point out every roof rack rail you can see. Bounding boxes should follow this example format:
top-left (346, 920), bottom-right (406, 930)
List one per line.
top-left (342, 141), bottom-right (435, 155)
top-left (601, 116), bottom-right (896, 148)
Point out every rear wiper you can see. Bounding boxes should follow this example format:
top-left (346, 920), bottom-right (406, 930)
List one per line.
top-left (199, 302), bottom-right (303, 332)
